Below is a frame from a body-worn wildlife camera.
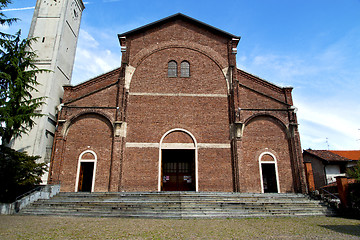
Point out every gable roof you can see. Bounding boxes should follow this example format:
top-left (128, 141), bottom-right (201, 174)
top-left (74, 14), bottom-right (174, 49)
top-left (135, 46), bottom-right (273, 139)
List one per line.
top-left (329, 150), bottom-right (360, 161)
top-left (303, 150), bottom-right (352, 162)
top-left (118, 13), bottom-right (240, 40)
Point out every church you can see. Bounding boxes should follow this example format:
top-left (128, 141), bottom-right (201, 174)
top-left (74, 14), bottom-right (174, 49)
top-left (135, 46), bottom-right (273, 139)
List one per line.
top-left (48, 13), bottom-right (306, 193)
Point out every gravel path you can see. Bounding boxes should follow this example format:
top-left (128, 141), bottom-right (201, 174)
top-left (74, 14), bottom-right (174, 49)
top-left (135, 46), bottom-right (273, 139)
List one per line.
top-left (0, 215), bottom-right (359, 239)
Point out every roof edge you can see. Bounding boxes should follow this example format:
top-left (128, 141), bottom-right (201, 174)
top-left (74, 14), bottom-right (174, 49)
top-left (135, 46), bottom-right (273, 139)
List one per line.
top-left (237, 68), bottom-right (290, 92)
top-left (66, 67), bottom-right (122, 90)
top-left (303, 149), bottom-right (353, 162)
top-left (118, 13), bottom-right (240, 40)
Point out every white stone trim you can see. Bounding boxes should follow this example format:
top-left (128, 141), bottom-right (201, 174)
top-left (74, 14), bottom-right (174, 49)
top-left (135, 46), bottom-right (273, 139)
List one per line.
top-left (198, 143), bottom-right (231, 149)
top-left (125, 65), bottom-right (136, 90)
top-left (158, 128), bottom-right (198, 192)
top-left (222, 67), bottom-right (230, 95)
top-left (129, 92), bottom-right (227, 98)
top-left (75, 150), bottom-right (97, 192)
top-left (126, 142), bottom-right (159, 148)
top-left (161, 143), bottom-right (195, 149)
top-left (258, 151), bottom-right (281, 193)
top-left (126, 142), bottom-right (230, 149)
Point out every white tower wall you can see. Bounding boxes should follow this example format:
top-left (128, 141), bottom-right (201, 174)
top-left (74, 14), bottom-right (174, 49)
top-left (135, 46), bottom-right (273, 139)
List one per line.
top-left (11, 0), bottom-right (85, 184)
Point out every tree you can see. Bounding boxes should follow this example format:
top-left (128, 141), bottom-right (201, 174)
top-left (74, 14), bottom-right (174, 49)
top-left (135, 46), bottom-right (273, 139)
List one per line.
top-left (0, 0), bottom-right (48, 203)
top-left (0, 0), bottom-right (46, 146)
top-left (0, 0), bottom-right (18, 31)
top-left (0, 145), bottom-right (47, 202)
top-left (0, 30), bottom-right (46, 146)
top-left (347, 161), bottom-right (360, 181)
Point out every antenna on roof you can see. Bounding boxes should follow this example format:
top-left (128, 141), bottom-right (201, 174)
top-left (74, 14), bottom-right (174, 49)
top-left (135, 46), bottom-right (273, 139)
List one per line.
top-left (326, 137), bottom-right (330, 150)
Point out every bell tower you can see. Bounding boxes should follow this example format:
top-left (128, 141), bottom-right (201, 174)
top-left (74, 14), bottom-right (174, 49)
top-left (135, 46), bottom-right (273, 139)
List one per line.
top-left (11, 0), bottom-right (85, 183)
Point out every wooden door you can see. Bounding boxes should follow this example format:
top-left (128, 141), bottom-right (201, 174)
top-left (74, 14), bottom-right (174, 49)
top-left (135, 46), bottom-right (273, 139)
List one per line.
top-left (162, 149), bottom-right (195, 191)
top-left (262, 163), bottom-right (278, 193)
top-left (78, 162), bottom-right (94, 192)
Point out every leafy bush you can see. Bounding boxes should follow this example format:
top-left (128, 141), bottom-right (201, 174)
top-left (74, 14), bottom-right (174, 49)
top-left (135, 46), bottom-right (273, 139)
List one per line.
top-left (347, 161), bottom-right (360, 181)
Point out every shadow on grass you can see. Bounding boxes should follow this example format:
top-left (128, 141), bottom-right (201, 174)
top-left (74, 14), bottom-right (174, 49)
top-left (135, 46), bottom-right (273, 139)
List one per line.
top-left (320, 225), bottom-right (360, 237)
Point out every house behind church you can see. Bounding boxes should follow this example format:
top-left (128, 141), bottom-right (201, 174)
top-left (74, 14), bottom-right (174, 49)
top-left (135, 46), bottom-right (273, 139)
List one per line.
top-left (303, 149), bottom-right (360, 190)
top-left (48, 13), bottom-right (306, 193)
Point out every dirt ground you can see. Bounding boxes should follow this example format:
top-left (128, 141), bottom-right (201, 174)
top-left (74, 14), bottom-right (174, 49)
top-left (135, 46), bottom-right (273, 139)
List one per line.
top-left (0, 215), bottom-right (359, 239)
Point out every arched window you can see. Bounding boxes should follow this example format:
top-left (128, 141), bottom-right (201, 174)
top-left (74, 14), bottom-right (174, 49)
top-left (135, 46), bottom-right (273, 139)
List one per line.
top-left (168, 60), bottom-right (177, 77)
top-left (180, 61), bottom-right (190, 77)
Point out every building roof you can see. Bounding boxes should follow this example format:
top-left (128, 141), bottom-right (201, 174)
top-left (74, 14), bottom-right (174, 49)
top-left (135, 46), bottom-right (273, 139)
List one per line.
top-left (329, 150), bottom-right (360, 161)
top-left (118, 13), bottom-right (241, 40)
top-left (303, 149), bottom-right (352, 162)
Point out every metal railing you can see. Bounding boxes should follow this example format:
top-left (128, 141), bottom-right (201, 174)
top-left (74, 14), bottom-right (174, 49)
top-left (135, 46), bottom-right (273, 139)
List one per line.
top-left (320, 188), bottom-right (340, 207)
top-left (15, 185), bottom-right (44, 201)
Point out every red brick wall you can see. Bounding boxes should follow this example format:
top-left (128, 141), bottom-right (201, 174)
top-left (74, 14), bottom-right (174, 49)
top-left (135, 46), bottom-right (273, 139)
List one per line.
top-left (127, 20), bottom-right (229, 66)
top-left (59, 113), bottom-right (113, 192)
top-left (49, 17), bottom-right (306, 194)
top-left (198, 148), bottom-right (233, 192)
top-left (239, 116), bottom-right (294, 193)
top-left (122, 36), bottom-right (232, 191)
top-left (121, 148), bottom-right (159, 191)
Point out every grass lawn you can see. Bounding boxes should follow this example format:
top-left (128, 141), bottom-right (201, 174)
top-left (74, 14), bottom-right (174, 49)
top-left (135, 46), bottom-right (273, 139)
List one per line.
top-left (0, 215), bottom-right (359, 239)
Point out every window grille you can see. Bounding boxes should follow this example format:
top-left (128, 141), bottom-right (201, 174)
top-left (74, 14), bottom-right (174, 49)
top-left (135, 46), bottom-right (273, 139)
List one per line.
top-left (168, 60), bottom-right (177, 77)
top-left (180, 61), bottom-right (190, 77)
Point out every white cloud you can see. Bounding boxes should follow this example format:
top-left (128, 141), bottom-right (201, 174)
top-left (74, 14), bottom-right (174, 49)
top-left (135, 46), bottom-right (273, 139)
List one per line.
top-left (71, 29), bottom-right (120, 85)
top-left (103, 0), bottom-right (123, 2)
top-left (1, 7), bottom-right (35, 12)
top-left (78, 29), bottom-right (99, 48)
top-left (237, 28), bottom-right (360, 150)
top-left (0, 24), bottom-right (9, 31)
top-left (298, 100), bottom-right (359, 138)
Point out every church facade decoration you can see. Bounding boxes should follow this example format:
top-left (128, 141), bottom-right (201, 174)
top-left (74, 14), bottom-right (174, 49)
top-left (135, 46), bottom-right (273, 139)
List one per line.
top-left (49, 14), bottom-right (306, 193)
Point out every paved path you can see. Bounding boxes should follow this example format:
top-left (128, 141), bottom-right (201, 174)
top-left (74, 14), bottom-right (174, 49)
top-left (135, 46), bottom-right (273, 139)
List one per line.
top-left (0, 215), bottom-right (359, 239)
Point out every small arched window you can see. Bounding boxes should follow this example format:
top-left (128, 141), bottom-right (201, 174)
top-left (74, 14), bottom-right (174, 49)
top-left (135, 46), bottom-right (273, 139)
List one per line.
top-left (180, 61), bottom-right (190, 77)
top-left (168, 60), bottom-right (177, 77)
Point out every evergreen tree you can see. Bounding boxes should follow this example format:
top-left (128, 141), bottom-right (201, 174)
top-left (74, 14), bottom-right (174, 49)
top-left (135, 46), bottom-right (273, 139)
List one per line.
top-left (0, 0), bottom-right (48, 146)
top-left (0, 0), bottom-right (48, 202)
top-left (0, 0), bottom-right (18, 32)
top-left (0, 145), bottom-right (47, 202)
top-left (0, 30), bottom-right (46, 146)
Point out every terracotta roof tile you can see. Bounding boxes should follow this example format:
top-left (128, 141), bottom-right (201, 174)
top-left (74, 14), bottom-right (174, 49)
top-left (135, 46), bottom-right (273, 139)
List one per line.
top-left (304, 150), bottom-right (351, 162)
top-left (329, 151), bottom-right (360, 161)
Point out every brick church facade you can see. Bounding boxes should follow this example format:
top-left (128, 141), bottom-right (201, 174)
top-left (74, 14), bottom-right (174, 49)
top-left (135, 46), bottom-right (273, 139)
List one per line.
top-left (48, 14), bottom-right (306, 193)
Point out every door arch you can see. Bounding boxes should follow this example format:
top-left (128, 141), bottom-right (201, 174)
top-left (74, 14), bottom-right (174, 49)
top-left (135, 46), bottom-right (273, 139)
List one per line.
top-left (259, 152), bottom-right (280, 193)
top-left (75, 150), bottom-right (97, 192)
top-left (158, 128), bottom-right (198, 191)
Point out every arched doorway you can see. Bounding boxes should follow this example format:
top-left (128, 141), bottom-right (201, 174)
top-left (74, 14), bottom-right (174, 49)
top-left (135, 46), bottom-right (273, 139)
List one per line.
top-left (75, 150), bottom-right (97, 192)
top-left (259, 152), bottom-right (280, 193)
top-left (158, 129), bottom-right (198, 191)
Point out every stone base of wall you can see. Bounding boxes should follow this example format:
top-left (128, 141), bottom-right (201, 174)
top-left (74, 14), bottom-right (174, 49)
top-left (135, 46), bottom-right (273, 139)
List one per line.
top-left (0, 184), bottom-right (60, 215)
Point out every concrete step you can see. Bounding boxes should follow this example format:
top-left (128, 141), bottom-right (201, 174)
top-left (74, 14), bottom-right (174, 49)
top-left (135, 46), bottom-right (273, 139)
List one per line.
top-left (19, 192), bottom-right (336, 218)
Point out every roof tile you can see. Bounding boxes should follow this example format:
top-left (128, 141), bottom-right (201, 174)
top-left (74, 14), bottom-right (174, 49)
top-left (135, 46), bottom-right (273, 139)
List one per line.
top-left (329, 151), bottom-right (360, 161)
top-left (304, 150), bottom-right (351, 162)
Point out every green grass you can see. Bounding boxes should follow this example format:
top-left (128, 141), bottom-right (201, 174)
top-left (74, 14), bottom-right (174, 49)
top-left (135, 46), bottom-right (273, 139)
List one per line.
top-left (0, 215), bottom-right (359, 239)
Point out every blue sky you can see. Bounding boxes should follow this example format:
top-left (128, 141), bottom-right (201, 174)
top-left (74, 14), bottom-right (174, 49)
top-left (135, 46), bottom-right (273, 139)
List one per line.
top-left (2, 0), bottom-right (360, 150)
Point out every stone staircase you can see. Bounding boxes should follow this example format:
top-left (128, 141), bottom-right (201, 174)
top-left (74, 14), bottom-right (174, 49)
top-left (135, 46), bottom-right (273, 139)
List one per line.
top-left (19, 192), bottom-right (336, 218)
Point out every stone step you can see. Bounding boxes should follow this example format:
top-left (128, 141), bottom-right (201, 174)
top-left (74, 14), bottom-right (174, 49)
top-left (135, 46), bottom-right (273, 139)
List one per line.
top-left (19, 209), bottom-right (333, 219)
top-left (22, 208), bottom-right (332, 215)
top-left (19, 192), bottom-right (336, 218)
top-left (28, 202), bottom-right (326, 211)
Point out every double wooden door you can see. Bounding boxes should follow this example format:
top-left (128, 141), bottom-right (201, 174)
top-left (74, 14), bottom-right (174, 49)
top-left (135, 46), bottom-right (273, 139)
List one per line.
top-left (162, 149), bottom-right (195, 191)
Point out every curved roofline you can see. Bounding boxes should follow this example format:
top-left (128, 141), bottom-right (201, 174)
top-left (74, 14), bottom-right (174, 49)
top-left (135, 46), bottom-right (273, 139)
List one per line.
top-left (118, 13), bottom-right (241, 41)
